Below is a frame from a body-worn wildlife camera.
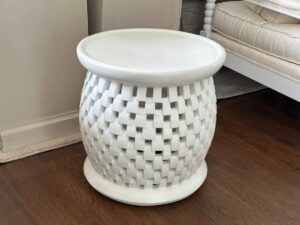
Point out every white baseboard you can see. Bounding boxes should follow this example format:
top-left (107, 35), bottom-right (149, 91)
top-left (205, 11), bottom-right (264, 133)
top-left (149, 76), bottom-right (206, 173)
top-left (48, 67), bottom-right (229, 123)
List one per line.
top-left (0, 111), bottom-right (82, 163)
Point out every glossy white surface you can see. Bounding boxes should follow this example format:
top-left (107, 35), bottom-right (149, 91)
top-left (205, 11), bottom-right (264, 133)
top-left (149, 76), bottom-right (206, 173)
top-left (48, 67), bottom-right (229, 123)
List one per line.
top-left (79, 73), bottom-right (217, 205)
top-left (77, 29), bottom-right (226, 86)
top-left (77, 29), bottom-right (225, 205)
top-left (84, 157), bottom-right (208, 206)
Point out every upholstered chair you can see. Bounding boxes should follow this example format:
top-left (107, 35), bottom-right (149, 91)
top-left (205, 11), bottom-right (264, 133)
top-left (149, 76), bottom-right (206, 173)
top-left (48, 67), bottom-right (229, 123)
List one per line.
top-left (201, 0), bottom-right (300, 102)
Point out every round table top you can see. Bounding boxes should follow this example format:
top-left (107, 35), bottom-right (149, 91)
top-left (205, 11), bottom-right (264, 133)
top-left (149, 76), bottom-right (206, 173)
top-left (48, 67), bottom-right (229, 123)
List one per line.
top-left (77, 29), bottom-right (226, 86)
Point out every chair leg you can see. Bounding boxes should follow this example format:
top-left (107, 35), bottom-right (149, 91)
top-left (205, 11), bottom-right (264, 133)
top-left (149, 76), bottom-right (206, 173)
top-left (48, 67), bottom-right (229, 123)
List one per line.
top-left (200, 0), bottom-right (216, 38)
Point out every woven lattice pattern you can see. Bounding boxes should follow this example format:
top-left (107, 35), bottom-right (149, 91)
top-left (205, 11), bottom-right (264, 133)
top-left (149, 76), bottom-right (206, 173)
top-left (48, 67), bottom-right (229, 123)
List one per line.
top-left (80, 72), bottom-right (216, 189)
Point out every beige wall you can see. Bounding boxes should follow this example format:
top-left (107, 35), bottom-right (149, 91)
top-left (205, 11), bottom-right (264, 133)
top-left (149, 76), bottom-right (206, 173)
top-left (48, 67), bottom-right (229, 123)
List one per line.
top-left (88, 0), bottom-right (182, 33)
top-left (0, 0), bottom-right (88, 161)
top-left (0, 0), bottom-right (182, 161)
top-left (0, 0), bottom-right (87, 128)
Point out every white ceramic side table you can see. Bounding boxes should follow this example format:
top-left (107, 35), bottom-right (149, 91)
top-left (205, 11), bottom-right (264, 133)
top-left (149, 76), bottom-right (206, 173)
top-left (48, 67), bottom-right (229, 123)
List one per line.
top-left (77, 29), bottom-right (226, 206)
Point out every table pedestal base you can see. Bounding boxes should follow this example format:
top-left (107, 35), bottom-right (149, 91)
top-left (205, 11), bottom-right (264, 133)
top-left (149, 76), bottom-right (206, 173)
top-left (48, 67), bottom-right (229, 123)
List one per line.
top-left (83, 157), bottom-right (208, 206)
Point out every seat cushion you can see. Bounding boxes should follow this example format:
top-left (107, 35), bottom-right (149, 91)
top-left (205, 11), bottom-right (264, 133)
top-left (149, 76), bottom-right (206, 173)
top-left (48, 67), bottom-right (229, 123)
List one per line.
top-left (211, 32), bottom-right (300, 83)
top-left (246, 2), bottom-right (300, 23)
top-left (260, 8), bottom-right (300, 23)
top-left (246, 2), bottom-right (264, 14)
top-left (213, 1), bottom-right (300, 65)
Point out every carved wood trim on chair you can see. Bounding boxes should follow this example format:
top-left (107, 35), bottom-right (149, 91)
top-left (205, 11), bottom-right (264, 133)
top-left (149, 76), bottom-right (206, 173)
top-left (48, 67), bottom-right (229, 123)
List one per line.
top-left (200, 0), bottom-right (216, 38)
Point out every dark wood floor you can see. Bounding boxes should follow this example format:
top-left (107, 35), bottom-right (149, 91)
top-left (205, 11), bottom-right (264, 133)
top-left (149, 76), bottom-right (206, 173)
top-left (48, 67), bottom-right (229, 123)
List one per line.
top-left (1, 90), bottom-right (299, 225)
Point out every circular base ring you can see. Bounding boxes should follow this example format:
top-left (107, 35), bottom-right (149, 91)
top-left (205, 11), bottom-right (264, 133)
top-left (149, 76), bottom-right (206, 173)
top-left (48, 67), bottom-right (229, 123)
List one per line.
top-left (83, 157), bottom-right (207, 206)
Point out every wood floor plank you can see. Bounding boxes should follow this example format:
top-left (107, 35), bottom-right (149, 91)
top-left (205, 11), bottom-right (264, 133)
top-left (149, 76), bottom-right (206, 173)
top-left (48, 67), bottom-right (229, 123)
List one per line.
top-left (0, 155), bottom-right (94, 225)
top-left (0, 175), bottom-right (38, 225)
top-left (209, 135), bottom-right (300, 225)
top-left (216, 116), bottom-right (300, 186)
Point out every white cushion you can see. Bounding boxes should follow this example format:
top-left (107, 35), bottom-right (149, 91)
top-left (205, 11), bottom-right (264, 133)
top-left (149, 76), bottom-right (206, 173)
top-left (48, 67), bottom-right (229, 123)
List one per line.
top-left (246, 2), bottom-right (300, 23)
top-left (246, 2), bottom-right (264, 14)
top-left (260, 8), bottom-right (300, 23)
top-left (213, 1), bottom-right (300, 65)
top-left (211, 32), bottom-right (300, 83)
